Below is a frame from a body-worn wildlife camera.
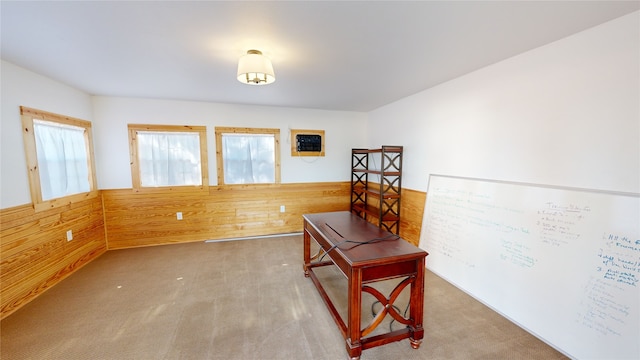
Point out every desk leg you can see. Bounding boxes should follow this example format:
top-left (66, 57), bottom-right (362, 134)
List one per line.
top-left (409, 257), bottom-right (425, 348)
top-left (303, 228), bottom-right (310, 277)
top-left (346, 268), bottom-right (363, 360)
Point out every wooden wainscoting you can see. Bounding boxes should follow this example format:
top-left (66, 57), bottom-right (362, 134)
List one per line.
top-left (0, 183), bottom-right (426, 319)
top-left (0, 195), bottom-right (107, 319)
top-left (357, 183), bottom-right (426, 247)
top-left (399, 188), bottom-right (427, 247)
top-left (103, 182), bottom-right (352, 249)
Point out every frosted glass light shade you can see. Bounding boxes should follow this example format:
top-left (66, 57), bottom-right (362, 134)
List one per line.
top-left (237, 50), bottom-right (275, 85)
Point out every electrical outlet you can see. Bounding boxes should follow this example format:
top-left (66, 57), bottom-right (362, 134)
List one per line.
top-left (176, 212), bottom-right (183, 220)
top-left (280, 205), bottom-right (285, 213)
top-left (66, 230), bottom-right (73, 241)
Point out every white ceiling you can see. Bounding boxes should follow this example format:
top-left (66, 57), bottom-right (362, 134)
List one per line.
top-left (2, 1), bottom-right (638, 112)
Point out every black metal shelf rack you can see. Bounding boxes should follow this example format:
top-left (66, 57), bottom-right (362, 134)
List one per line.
top-left (350, 146), bottom-right (403, 234)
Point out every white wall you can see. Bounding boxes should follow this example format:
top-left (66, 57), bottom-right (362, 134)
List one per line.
top-left (0, 60), bottom-right (94, 208)
top-left (91, 96), bottom-right (367, 189)
top-left (3, 11), bottom-right (638, 208)
top-left (369, 11), bottom-right (640, 194)
top-left (0, 60), bottom-right (367, 208)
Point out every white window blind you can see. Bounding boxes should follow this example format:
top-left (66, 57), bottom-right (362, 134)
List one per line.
top-left (136, 131), bottom-right (202, 187)
top-left (222, 133), bottom-right (275, 184)
top-left (33, 119), bottom-right (90, 201)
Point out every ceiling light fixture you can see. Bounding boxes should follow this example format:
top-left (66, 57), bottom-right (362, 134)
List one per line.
top-left (237, 49), bottom-right (275, 85)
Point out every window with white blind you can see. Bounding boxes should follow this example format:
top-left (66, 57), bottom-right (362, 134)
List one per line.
top-left (128, 124), bottom-right (208, 191)
top-left (215, 127), bottom-right (281, 185)
top-left (21, 106), bottom-right (98, 210)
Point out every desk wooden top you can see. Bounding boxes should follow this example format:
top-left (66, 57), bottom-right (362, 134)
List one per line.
top-left (303, 211), bottom-right (427, 267)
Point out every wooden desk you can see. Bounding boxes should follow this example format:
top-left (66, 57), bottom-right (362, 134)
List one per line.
top-left (303, 211), bottom-right (428, 359)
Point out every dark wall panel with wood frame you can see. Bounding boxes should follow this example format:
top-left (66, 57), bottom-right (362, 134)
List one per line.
top-left (0, 196), bottom-right (107, 319)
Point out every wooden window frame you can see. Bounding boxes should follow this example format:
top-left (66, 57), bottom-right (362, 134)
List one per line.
top-left (215, 127), bottom-right (281, 185)
top-left (21, 106), bottom-right (99, 211)
top-left (128, 124), bottom-right (209, 192)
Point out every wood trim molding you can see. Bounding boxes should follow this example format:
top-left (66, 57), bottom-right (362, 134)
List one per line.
top-left (127, 124), bottom-right (209, 193)
top-left (214, 126), bottom-right (281, 185)
top-left (20, 106), bottom-right (99, 212)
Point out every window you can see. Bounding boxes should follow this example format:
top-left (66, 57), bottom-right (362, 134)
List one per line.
top-left (21, 106), bottom-right (98, 210)
top-left (215, 127), bottom-right (281, 185)
top-left (128, 124), bottom-right (208, 191)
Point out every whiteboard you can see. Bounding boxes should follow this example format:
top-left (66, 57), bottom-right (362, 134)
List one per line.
top-left (419, 175), bottom-right (640, 359)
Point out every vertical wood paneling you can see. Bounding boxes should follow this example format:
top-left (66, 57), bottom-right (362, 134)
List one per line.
top-left (1, 196), bottom-right (107, 319)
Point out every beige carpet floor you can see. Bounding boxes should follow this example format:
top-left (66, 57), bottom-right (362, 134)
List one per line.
top-left (1, 235), bottom-right (567, 360)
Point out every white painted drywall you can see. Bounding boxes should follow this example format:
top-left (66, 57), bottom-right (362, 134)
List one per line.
top-left (90, 96), bottom-right (367, 189)
top-left (368, 11), bottom-right (640, 194)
